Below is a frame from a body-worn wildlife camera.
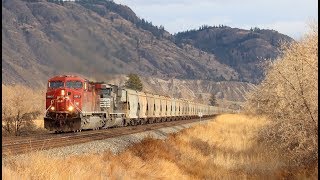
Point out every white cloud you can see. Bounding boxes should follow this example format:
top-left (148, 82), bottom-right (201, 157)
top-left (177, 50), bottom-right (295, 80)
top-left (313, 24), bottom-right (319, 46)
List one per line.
top-left (235, 20), bottom-right (313, 40)
top-left (165, 16), bottom-right (233, 34)
top-left (259, 21), bottom-right (310, 40)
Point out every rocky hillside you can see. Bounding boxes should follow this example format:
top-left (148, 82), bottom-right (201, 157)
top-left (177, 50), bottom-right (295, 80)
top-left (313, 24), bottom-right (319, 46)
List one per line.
top-left (3, 0), bottom-right (291, 105)
top-left (2, 0), bottom-right (238, 88)
top-left (174, 26), bottom-right (294, 83)
top-left (107, 75), bottom-right (256, 110)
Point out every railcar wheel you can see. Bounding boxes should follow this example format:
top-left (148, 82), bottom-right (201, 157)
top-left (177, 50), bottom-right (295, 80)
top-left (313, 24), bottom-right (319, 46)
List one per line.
top-left (130, 121), bottom-right (135, 126)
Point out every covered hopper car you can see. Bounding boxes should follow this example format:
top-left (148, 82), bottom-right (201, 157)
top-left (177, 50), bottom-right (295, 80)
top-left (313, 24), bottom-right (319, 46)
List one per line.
top-left (44, 75), bottom-right (217, 132)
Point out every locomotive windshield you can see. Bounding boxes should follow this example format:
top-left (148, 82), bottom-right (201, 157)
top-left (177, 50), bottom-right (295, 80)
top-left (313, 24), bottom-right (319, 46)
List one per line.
top-left (48, 81), bottom-right (64, 88)
top-left (101, 88), bottom-right (111, 95)
top-left (66, 81), bottom-right (83, 89)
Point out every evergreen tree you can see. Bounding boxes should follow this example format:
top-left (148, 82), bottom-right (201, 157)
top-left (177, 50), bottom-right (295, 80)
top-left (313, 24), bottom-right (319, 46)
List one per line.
top-left (209, 93), bottom-right (217, 106)
top-left (125, 74), bottom-right (143, 91)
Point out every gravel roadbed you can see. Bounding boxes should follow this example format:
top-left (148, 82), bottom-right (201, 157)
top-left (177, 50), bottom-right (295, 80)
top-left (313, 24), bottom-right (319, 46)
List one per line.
top-left (3, 119), bottom-right (210, 163)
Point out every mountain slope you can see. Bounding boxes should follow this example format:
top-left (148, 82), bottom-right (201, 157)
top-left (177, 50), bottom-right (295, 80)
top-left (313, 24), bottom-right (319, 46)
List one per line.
top-left (2, 0), bottom-right (238, 87)
top-left (106, 75), bottom-right (256, 110)
top-left (174, 26), bottom-right (294, 83)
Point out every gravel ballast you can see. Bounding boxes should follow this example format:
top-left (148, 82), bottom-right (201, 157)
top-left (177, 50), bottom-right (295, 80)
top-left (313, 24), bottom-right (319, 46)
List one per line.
top-left (3, 119), bottom-right (211, 163)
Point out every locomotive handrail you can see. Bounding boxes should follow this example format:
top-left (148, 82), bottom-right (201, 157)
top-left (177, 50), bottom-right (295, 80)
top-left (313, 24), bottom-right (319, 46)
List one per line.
top-left (69, 100), bottom-right (83, 114)
top-left (44, 104), bottom-right (53, 116)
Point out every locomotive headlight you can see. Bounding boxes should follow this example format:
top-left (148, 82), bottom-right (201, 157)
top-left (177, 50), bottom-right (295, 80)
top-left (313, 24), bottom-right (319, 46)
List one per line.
top-left (61, 90), bottom-right (65, 96)
top-left (50, 106), bottom-right (55, 111)
top-left (68, 106), bottom-right (74, 111)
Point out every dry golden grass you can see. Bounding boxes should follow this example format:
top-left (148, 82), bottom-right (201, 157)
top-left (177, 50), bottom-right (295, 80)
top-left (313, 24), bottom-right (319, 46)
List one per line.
top-left (2, 114), bottom-right (318, 179)
top-left (32, 119), bottom-right (44, 128)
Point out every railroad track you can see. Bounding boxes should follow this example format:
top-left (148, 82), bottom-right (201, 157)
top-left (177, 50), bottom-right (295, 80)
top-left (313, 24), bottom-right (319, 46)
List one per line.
top-left (2, 116), bottom-right (216, 156)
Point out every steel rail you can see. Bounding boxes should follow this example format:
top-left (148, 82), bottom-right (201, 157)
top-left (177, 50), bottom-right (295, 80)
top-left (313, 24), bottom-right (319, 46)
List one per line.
top-left (3, 115), bottom-right (217, 156)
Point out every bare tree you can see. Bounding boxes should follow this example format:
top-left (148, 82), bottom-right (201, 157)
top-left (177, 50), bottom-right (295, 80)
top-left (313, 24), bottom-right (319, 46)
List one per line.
top-left (2, 85), bottom-right (44, 136)
top-left (245, 25), bottom-right (318, 166)
top-left (209, 93), bottom-right (217, 106)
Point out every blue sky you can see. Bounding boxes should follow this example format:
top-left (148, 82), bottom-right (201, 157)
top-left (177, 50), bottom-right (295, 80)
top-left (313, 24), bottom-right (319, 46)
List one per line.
top-left (113, 0), bottom-right (318, 40)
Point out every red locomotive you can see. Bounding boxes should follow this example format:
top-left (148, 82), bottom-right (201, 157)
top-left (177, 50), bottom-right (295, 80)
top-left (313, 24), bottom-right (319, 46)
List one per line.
top-left (44, 75), bottom-right (217, 133)
top-left (44, 75), bottom-right (117, 132)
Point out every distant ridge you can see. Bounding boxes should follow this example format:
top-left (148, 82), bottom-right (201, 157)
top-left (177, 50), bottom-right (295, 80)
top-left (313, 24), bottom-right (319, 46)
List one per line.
top-left (174, 25), bottom-right (294, 83)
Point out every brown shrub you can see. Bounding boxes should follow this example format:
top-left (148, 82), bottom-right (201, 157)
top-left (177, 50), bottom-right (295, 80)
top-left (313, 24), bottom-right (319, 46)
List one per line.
top-left (244, 24), bottom-right (318, 167)
top-left (2, 84), bottom-right (45, 136)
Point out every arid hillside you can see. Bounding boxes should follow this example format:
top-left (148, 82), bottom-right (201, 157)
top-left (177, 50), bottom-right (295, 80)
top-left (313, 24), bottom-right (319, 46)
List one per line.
top-left (2, 0), bottom-right (293, 88)
top-left (106, 75), bottom-right (255, 109)
top-left (174, 26), bottom-right (294, 83)
top-left (2, 0), bottom-right (238, 88)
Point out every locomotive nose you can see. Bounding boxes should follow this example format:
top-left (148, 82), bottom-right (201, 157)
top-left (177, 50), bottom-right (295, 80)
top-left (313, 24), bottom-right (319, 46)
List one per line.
top-left (52, 89), bottom-right (68, 111)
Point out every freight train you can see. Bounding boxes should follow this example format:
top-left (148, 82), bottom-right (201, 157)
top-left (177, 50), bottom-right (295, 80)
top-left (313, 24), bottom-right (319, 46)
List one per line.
top-left (44, 75), bottom-right (217, 132)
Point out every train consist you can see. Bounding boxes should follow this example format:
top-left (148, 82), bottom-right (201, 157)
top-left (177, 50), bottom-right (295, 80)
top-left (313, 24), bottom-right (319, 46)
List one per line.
top-left (44, 75), bottom-right (217, 132)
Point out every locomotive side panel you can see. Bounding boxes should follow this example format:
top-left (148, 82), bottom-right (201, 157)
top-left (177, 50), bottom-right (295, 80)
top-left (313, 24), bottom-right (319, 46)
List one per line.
top-left (82, 88), bottom-right (93, 112)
